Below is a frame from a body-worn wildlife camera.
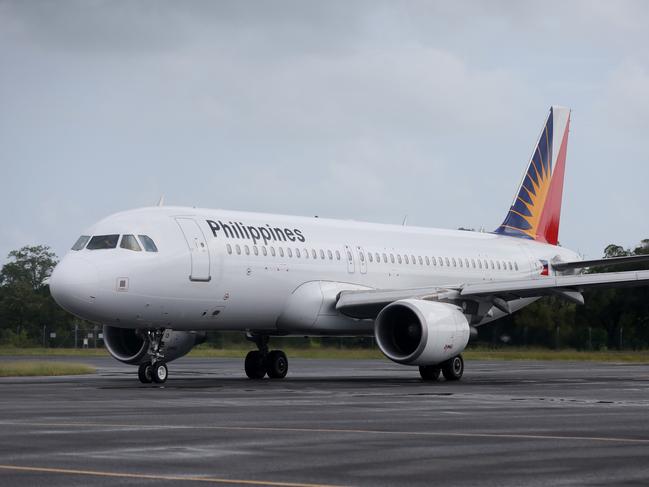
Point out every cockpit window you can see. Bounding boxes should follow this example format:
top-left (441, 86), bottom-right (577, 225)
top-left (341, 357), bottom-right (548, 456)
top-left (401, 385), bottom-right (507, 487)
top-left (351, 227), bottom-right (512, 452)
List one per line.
top-left (120, 234), bottom-right (142, 251)
top-left (138, 235), bottom-right (158, 252)
top-left (86, 234), bottom-right (119, 250)
top-left (71, 235), bottom-right (90, 251)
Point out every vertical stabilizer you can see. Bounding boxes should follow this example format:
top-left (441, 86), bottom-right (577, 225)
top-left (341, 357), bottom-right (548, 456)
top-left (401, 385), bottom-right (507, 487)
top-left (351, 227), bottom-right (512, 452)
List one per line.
top-left (494, 106), bottom-right (571, 245)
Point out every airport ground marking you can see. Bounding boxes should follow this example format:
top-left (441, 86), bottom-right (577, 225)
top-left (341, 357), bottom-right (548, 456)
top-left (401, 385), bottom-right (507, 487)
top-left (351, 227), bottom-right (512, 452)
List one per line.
top-left (3, 420), bottom-right (649, 445)
top-left (0, 464), bottom-right (347, 487)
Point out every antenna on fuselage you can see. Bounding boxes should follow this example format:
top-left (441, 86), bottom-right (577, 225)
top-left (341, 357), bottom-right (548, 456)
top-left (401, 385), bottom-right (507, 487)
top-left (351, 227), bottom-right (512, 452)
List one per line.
top-left (402, 215), bottom-right (408, 226)
top-left (156, 195), bottom-right (165, 207)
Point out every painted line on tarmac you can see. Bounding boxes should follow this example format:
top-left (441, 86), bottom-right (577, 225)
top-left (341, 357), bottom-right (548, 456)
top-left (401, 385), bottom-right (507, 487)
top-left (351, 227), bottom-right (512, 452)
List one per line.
top-left (0, 464), bottom-right (346, 487)
top-left (2, 420), bottom-right (649, 445)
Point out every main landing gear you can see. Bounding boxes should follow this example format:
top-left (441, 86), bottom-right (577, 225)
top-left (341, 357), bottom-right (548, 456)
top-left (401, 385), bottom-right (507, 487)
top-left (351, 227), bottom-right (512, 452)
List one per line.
top-left (419, 354), bottom-right (464, 382)
top-left (138, 329), bottom-right (169, 385)
top-left (244, 333), bottom-right (288, 380)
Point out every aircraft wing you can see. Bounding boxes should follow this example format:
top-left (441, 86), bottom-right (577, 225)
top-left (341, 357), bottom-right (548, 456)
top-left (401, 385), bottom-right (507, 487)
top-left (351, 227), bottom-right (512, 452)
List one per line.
top-left (553, 254), bottom-right (649, 271)
top-left (336, 269), bottom-right (649, 319)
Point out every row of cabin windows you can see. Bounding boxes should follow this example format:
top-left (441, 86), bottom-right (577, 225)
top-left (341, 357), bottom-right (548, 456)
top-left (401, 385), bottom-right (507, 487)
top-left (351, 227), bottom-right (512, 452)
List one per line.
top-left (227, 243), bottom-right (345, 261)
top-left (225, 243), bottom-right (519, 272)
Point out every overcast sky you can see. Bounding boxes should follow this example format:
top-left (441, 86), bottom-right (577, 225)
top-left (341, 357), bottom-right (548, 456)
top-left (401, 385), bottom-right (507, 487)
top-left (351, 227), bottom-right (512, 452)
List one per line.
top-left (1, 0), bottom-right (648, 264)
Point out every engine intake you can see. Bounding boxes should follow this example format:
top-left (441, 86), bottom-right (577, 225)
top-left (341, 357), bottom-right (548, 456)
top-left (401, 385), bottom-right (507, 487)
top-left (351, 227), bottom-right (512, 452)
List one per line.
top-left (103, 325), bottom-right (205, 365)
top-left (374, 299), bottom-right (470, 365)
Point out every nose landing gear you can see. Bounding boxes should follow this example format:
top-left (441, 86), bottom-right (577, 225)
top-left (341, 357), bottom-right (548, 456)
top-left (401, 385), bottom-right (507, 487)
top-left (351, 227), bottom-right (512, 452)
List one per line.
top-left (137, 329), bottom-right (169, 385)
top-left (244, 333), bottom-right (288, 380)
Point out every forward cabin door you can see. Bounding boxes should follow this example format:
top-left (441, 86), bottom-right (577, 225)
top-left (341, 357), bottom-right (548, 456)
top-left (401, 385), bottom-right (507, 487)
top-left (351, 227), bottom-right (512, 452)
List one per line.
top-left (175, 218), bottom-right (211, 282)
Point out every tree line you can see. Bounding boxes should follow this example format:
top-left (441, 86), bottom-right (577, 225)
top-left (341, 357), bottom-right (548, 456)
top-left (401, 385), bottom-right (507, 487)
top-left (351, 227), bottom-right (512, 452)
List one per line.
top-left (1, 241), bottom-right (648, 350)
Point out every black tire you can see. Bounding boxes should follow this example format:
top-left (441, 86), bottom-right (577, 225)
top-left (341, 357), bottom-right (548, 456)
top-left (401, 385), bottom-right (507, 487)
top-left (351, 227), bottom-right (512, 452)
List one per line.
top-left (266, 350), bottom-right (288, 379)
top-left (245, 351), bottom-right (267, 379)
top-left (441, 355), bottom-right (464, 381)
top-left (152, 362), bottom-right (168, 384)
top-left (138, 362), bottom-right (153, 384)
top-left (419, 365), bottom-right (441, 381)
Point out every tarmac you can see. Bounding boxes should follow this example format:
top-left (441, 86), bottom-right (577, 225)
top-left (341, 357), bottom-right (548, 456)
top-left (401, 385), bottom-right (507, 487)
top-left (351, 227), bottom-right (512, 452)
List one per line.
top-left (1, 355), bottom-right (649, 486)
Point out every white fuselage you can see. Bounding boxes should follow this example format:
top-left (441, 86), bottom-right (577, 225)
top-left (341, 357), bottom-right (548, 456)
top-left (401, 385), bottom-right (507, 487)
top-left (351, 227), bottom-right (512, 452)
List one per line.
top-left (50, 206), bottom-right (580, 335)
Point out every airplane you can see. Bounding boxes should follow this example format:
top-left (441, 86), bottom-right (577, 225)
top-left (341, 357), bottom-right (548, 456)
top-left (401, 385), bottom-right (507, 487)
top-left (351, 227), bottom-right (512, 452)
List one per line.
top-left (49, 106), bottom-right (649, 384)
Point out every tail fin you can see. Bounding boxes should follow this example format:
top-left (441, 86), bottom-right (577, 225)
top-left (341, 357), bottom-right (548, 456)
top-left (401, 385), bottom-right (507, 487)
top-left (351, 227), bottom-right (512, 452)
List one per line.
top-left (494, 106), bottom-right (571, 245)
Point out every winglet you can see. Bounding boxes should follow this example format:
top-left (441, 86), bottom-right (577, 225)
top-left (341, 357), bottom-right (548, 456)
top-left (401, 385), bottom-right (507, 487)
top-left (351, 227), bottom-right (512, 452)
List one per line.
top-left (494, 106), bottom-right (571, 245)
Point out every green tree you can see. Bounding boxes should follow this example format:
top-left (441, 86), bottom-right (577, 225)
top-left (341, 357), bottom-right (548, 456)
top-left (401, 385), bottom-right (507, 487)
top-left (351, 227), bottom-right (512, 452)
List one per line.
top-left (0, 245), bottom-right (66, 345)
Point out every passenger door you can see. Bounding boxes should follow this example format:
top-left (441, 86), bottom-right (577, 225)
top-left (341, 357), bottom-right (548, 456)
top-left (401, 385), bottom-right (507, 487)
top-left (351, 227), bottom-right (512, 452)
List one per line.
top-left (175, 218), bottom-right (211, 282)
top-left (356, 246), bottom-right (367, 274)
top-left (344, 245), bottom-right (355, 274)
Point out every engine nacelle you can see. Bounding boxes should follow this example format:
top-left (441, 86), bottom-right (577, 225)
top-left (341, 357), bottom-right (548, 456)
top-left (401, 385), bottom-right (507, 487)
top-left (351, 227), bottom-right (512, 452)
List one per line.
top-left (103, 325), bottom-right (206, 365)
top-left (374, 299), bottom-right (470, 366)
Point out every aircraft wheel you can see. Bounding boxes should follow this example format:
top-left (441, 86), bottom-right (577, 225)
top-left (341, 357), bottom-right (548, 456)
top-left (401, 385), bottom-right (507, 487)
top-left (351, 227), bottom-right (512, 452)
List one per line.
top-left (419, 365), bottom-right (441, 381)
top-left (442, 355), bottom-right (464, 381)
top-left (245, 351), bottom-right (267, 379)
top-left (266, 350), bottom-right (288, 379)
top-left (152, 362), bottom-right (168, 384)
top-left (138, 362), bottom-right (153, 384)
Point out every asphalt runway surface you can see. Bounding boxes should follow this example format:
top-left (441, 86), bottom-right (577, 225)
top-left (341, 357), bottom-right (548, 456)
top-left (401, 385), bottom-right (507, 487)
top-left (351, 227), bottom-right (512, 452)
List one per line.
top-left (1, 356), bottom-right (649, 486)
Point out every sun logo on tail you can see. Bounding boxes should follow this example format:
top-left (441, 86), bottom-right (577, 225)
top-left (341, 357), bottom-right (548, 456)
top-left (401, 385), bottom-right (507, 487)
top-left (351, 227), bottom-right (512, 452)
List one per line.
top-left (495, 106), bottom-right (571, 245)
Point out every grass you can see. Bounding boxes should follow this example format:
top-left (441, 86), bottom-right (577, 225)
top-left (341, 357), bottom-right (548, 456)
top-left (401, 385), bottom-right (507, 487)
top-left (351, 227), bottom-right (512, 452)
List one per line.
top-left (0, 347), bottom-right (108, 357)
top-left (0, 346), bottom-right (648, 363)
top-left (0, 360), bottom-right (96, 377)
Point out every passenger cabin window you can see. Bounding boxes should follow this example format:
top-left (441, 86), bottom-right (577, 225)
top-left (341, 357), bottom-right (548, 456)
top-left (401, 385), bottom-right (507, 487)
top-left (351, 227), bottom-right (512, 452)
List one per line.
top-left (138, 235), bottom-right (158, 252)
top-left (327, 250), bottom-right (333, 260)
top-left (120, 234), bottom-right (141, 251)
top-left (279, 247), bottom-right (284, 257)
top-left (245, 245), bottom-right (250, 255)
top-left (227, 244), bottom-right (232, 254)
top-left (295, 248), bottom-right (301, 258)
top-left (270, 247), bottom-right (276, 257)
top-left (71, 235), bottom-right (90, 251)
top-left (336, 250), bottom-right (341, 260)
top-left (254, 246), bottom-right (259, 256)
top-left (287, 248), bottom-right (292, 258)
top-left (236, 244), bottom-right (241, 255)
top-left (319, 249), bottom-right (325, 259)
top-left (87, 234), bottom-right (119, 250)
top-left (515, 262), bottom-right (519, 271)
top-left (262, 247), bottom-right (268, 256)
top-left (368, 253), bottom-right (373, 263)
top-left (425, 256), bottom-right (430, 265)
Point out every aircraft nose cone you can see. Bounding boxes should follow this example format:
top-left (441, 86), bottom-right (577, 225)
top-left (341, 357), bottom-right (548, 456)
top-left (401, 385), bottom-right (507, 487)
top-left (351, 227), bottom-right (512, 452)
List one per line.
top-left (49, 257), bottom-right (99, 318)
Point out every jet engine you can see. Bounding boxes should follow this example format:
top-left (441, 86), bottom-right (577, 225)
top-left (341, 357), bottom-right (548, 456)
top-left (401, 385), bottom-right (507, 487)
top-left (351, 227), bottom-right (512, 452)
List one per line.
top-left (374, 299), bottom-right (470, 366)
top-left (103, 325), bottom-right (206, 365)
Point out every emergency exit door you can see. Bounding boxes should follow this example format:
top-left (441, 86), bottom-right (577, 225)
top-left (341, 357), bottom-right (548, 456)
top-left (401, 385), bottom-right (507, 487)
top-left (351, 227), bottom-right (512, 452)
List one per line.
top-left (176, 218), bottom-right (211, 282)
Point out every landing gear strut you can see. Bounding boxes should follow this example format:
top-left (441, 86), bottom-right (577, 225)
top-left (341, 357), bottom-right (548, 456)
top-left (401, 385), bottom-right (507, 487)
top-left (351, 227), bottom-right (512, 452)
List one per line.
top-left (419, 354), bottom-right (464, 382)
top-left (137, 329), bottom-right (169, 385)
top-left (244, 333), bottom-right (288, 380)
